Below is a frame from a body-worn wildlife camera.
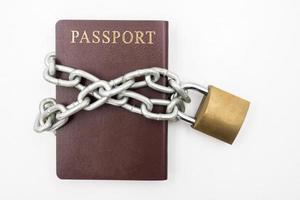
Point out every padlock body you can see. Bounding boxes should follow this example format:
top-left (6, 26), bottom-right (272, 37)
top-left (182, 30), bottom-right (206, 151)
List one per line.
top-left (193, 86), bottom-right (250, 144)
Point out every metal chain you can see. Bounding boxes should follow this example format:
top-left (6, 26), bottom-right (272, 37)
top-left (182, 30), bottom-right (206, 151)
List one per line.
top-left (34, 52), bottom-right (208, 133)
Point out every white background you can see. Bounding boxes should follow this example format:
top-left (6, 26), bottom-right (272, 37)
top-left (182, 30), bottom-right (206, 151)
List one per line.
top-left (0, 0), bottom-right (299, 199)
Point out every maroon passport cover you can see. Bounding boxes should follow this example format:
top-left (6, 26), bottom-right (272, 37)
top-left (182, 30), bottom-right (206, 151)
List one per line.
top-left (55, 20), bottom-right (168, 180)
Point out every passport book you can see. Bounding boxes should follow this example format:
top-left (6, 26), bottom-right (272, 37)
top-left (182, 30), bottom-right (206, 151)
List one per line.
top-left (55, 20), bottom-right (168, 180)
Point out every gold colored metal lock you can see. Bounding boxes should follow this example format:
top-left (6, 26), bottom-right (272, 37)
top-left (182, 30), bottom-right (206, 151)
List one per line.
top-left (179, 84), bottom-right (250, 144)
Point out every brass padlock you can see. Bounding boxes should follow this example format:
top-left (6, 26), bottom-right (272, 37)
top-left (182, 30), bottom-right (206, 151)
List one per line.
top-left (179, 84), bottom-right (250, 144)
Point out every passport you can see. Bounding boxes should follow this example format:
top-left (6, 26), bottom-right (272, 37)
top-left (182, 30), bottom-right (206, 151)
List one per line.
top-left (55, 20), bottom-right (168, 180)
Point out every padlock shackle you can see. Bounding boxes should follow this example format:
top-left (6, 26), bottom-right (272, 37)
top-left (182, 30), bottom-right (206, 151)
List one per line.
top-left (177, 83), bottom-right (208, 125)
top-left (181, 83), bottom-right (208, 95)
top-left (178, 111), bottom-right (196, 125)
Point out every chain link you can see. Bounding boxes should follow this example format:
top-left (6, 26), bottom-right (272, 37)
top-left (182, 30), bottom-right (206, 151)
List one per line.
top-left (34, 52), bottom-right (207, 133)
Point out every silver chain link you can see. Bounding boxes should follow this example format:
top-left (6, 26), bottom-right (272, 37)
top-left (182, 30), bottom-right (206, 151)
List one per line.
top-left (34, 52), bottom-right (208, 133)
